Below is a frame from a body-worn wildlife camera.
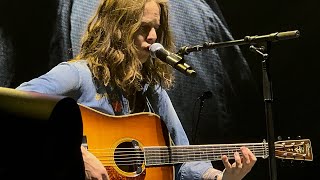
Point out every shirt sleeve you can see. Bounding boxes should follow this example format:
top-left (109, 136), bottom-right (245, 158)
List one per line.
top-left (146, 86), bottom-right (215, 180)
top-left (16, 62), bottom-right (81, 96)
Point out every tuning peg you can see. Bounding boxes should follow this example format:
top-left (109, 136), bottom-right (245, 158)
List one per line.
top-left (277, 136), bottom-right (282, 141)
top-left (279, 159), bottom-right (291, 168)
top-left (290, 159), bottom-right (295, 166)
top-left (287, 136), bottom-right (291, 140)
top-left (279, 159), bottom-right (286, 168)
top-left (297, 135), bottom-right (301, 139)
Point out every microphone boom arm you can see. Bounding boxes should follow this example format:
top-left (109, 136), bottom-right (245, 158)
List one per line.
top-left (177, 30), bottom-right (300, 56)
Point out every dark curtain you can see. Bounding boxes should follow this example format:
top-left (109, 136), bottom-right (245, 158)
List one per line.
top-left (0, 0), bottom-right (58, 88)
top-left (217, 0), bottom-right (320, 179)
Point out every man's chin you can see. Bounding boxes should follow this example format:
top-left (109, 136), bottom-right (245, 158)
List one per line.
top-left (138, 54), bottom-right (150, 64)
top-left (140, 57), bottom-right (149, 64)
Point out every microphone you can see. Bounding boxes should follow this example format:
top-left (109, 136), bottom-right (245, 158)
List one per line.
top-left (244, 30), bottom-right (300, 43)
top-left (149, 43), bottom-right (196, 76)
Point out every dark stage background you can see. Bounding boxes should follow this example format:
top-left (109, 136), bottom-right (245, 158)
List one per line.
top-left (0, 0), bottom-right (319, 179)
top-left (216, 0), bottom-right (320, 179)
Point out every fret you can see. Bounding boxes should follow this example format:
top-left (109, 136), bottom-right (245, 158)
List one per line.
top-left (160, 147), bottom-right (164, 164)
top-left (146, 147), bottom-right (161, 166)
top-left (187, 147), bottom-right (192, 161)
top-left (205, 146), bottom-right (209, 161)
top-left (171, 147), bottom-right (177, 163)
top-left (146, 147), bottom-right (153, 165)
top-left (252, 145), bottom-right (256, 156)
top-left (153, 147), bottom-right (158, 165)
top-left (195, 146), bottom-right (199, 161)
top-left (163, 146), bottom-right (170, 164)
top-left (193, 146), bottom-right (196, 161)
top-left (201, 146), bottom-right (206, 161)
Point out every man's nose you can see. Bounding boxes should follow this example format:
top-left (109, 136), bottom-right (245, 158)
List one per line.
top-left (146, 28), bottom-right (157, 44)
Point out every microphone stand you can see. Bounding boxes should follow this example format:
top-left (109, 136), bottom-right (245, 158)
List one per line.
top-left (250, 43), bottom-right (277, 180)
top-left (191, 97), bottom-right (205, 144)
top-left (191, 91), bottom-right (212, 144)
top-left (177, 30), bottom-right (300, 180)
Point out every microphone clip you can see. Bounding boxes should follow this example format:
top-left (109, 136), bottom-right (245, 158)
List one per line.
top-left (150, 43), bottom-right (196, 76)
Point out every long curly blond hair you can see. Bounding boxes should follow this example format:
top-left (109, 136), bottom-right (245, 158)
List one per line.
top-left (74, 0), bottom-right (175, 95)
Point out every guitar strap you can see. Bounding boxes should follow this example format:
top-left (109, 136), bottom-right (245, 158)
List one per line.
top-left (105, 84), bottom-right (149, 115)
top-left (105, 83), bottom-right (175, 147)
top-left (105, 86), bottom-right (126, 115)
top-left (143, 84), bottom-right (156, 114)
top-left (130, 90), bottom-right (147, 114)
top-left (143, 85), bottom-right (175, 147)
top-left (168, 133), bottom-right (175, 146)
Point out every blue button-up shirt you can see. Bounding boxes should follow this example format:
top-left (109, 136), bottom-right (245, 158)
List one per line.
top-left (16, 60), bottom-right (215, 180)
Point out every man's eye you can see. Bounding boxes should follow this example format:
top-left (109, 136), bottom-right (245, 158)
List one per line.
top-left (156, 26), bottom-right (161, 32)
top-left (141, 25), bottom-right (150, 31)
top-left (139, 25), bottom-right (151, 34)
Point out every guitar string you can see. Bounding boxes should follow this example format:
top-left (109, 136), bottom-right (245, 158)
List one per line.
top-left (96, 152), bottom-right (308, 165)
top-left (86, 143), bottom-right (294, 152)
top-left (83, 144), bottom-right (305, 166)
top-left (87, 145), bottom-right (274, 155)
top-left (88, 144), bottom-right (268, 150)
top-left (89, 147), bottom-right (269, 156)
top-left (88, 149), bottom-right (293, 159)
top-left (91, 148), bottom-right (269, 159)
top-left (88, 142), bottom-right (266, 149)
top-left (98, 153), bottom-right (269, 166)
top-left (96, 151), bottom-right (268, 161)
top-left (98, 152), bottom-right (268, 165)
top-left (97, 150), bottom-right (308, 167)
top-left (93, 149), bottom-right (307, 166)
top-left (93, 152), bottom-right (306, 165)
top-left (94, 152), bottom-right (271, 166)
top-left (86, 146), bottom-right (295, 157)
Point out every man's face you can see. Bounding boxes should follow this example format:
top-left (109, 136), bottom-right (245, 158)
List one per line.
top-left (134, 0), bottom-right (161, 64)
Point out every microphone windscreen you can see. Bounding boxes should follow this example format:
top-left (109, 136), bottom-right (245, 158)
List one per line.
top-left (149, 43), bottom-right (163, 58)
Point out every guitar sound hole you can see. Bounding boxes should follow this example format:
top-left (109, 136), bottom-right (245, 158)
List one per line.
top-left (114, 141), bottom-right (143, 174)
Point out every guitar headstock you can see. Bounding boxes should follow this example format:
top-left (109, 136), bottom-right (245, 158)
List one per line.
top-left (275, 139), bottom-right (313, 161)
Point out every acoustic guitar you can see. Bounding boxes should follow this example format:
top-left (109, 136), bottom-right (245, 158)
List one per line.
top-left (79, 104), bottom-right (313, 180)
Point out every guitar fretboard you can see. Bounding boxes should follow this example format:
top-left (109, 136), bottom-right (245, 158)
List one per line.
top-left (144, 142), bottom-right (269, 166)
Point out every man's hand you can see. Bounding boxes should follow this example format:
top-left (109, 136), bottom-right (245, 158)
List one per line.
top-left (81, 146), bottom-right (109, 180)
top-left (220, 146), bottom-right (257, 180)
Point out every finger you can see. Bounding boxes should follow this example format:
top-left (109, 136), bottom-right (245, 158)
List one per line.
top-left (234, 152), bottom-right (243, 175)
top-left (221, 155), bottom-right (232, 171)
top-left (102, 174), bottom-right (109, 180)
top-left (247, 147), bottom-right (257, 166)
top-left (240, 147), bottom-right (254, 173)
top-left (234, 152), bottom-right (242, 169)
top-left (95, 172), bottom-right (109, 180)
top-left (85, 170), bottom-right (92, 180)
top-left (241, 147), bottom-right (251, 165)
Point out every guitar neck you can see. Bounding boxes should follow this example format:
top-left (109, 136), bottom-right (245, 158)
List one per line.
top-left (144, 142), bottom-right (269, 166)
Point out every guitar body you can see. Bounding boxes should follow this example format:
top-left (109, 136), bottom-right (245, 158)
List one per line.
top-left (79, 104), bottom-right (174, 180)
top-left (78, 104), bottom-right (314, 179)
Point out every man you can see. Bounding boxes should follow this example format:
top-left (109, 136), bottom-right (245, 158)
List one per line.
top-left (16, 0), bottom-right (256, 179)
